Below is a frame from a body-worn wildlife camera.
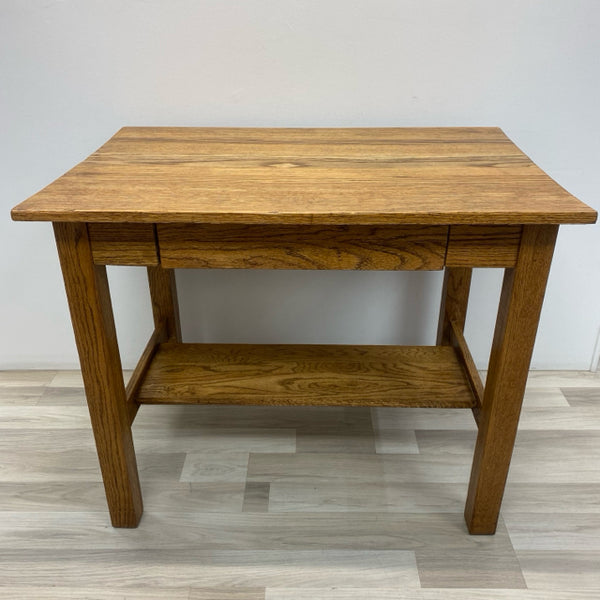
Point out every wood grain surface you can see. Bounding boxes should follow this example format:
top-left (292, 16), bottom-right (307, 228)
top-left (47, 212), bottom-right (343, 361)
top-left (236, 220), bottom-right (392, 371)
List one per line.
top-left (157, 224), bottom-right (447, 270)
top-left (136, 343), bottom-right (477, 408)
top-left (11, 127), bottom-right (597, 225)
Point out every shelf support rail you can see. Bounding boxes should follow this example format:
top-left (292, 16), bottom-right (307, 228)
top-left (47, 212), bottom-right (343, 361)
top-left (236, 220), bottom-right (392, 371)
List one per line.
top-left (447, 315), bottom-right (484, 427)
top-left (125, 321), bottom-right (168, 426)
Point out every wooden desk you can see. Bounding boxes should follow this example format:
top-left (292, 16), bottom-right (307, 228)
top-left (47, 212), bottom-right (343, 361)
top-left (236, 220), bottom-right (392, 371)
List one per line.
top-left (11, 127), bottom-right (597, 534)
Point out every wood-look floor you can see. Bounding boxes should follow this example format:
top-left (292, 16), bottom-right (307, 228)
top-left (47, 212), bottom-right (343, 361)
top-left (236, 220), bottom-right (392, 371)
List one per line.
top-left (0, 369), bottom-right (599, 599)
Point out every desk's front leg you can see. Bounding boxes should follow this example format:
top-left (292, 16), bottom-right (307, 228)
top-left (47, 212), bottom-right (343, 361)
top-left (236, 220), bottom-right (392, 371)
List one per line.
top-left (465, 224), bottom-right (558, 534)
top-left (53, 222), bottom-right (143, 527)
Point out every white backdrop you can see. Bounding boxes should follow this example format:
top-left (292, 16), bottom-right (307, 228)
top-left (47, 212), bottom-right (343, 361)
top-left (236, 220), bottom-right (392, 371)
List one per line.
top-left (1, 1), bottom-right (599, 370)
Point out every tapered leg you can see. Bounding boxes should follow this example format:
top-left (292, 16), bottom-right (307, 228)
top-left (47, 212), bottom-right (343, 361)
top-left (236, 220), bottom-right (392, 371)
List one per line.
top-left (437, 267), bottom-right (473, 345)
top-left (465, 225), bottom-right (558, 534)
top-left (147, 266), bottom-right (182, 342)
top-left (53, 222), bottom-right (143, 527)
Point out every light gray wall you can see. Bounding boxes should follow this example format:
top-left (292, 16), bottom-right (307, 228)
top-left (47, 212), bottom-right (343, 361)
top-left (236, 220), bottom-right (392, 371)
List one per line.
top-left (2, 1), bottom-right (599, 370)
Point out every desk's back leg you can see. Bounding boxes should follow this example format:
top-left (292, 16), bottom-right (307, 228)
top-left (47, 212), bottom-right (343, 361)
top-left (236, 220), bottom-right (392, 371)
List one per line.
top-left (437, 267), bottom-right (473, 345)
top-left (464, 224), bottom-right (558, 534)
top-left (147, 265), bottom-right (182, 342)
top-left (53, 222), bottom-right (143, 527)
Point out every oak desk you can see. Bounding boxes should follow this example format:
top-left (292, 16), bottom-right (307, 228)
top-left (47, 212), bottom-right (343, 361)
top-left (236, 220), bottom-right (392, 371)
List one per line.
top-left (11, 127), bottom-right (597, 534)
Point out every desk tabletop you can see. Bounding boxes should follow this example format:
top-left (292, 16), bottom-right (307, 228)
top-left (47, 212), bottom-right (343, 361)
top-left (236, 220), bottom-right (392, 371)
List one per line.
top-left (11, 127), bottom-right (597, 225)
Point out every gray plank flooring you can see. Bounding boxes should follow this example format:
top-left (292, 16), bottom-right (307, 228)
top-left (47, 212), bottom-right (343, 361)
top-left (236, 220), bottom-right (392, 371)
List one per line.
top-left (0, 369), bottom-right (599, 598)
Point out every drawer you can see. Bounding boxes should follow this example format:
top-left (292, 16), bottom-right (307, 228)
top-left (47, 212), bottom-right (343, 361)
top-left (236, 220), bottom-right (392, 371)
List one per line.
top-left (157, 224), bottom-right (448, 270)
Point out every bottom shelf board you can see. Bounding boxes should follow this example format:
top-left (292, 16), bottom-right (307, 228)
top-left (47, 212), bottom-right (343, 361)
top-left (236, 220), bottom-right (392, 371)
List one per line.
top-left (136, 343), bottom-right (477, 408)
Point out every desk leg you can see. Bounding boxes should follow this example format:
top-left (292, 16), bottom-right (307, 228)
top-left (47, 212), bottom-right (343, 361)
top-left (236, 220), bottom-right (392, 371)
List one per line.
top-left (147, 266), bottom-right (182, 342)
top-left (464, 225), bottom-right (558, 534)
top-left (53, 222), bottom-right (143, 527)
top-left (437, 267), bottom-right (472, 345)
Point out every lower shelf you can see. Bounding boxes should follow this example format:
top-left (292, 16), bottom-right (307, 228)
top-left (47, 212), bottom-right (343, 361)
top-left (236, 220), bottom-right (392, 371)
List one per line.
top-left (136, 343), bottom-right (477, 408)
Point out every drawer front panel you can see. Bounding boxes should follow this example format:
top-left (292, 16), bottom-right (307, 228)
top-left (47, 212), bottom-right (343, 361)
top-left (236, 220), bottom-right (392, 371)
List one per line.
top-left (158, 224), bottom-right (448, 270)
